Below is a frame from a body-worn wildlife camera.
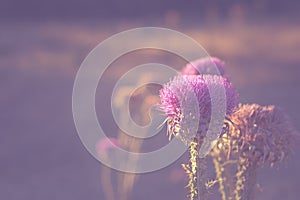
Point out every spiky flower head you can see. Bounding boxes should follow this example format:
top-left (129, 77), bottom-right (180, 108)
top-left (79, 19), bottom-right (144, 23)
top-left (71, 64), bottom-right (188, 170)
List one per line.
top-left (181, 57), bottom-right (225, 76)
top-left (226, 104), bottom-right (297, 166)
top-left (159, 74), bottom-right (238, 144)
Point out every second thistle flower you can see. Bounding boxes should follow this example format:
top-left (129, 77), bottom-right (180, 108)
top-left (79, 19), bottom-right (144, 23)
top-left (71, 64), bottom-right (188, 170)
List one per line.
top-left (159, 74), bottom-right (238, 145)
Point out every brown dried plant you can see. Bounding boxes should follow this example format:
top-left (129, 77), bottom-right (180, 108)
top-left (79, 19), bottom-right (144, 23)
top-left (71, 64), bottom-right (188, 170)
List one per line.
top-left (211, 104), bottom-right (297, 200)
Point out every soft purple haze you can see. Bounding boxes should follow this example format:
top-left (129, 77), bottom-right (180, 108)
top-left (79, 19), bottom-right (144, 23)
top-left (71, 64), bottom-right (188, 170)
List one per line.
top-left (1, 2), bottom-right (300, 200)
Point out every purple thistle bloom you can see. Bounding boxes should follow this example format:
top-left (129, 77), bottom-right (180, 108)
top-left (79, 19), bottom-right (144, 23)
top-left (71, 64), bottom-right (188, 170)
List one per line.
top-left (159, 74), bottom-right (238, 142)
top-left (181, 57), bottom-right (225, 76)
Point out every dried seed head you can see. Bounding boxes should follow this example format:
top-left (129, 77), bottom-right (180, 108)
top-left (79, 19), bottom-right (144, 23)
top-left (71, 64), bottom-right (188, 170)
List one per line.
top-left (228, 104), bottom-right (297, 166)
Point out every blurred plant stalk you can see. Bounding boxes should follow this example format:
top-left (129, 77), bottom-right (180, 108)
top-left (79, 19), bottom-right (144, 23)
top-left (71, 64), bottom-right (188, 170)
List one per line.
top-left (101, 76), bottom-right (160, 200)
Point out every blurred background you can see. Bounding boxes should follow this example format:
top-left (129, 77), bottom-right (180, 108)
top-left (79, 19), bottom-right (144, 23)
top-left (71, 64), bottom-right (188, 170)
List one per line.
top-left (1, 0), bottom-right (300, 199)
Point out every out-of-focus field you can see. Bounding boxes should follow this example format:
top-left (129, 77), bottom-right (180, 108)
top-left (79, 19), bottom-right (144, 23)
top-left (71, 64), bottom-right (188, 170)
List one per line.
top-left (1, 21), bottom-right (300, 200)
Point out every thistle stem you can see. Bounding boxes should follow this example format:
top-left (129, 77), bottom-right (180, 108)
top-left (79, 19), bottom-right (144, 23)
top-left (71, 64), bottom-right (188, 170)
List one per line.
top-left (189, 141), bottom-right (198, 200)
top-left (184, 141), bottom-right (207, 200)
top-left (212, 157), bottom-right (227, 200)
top-left (234, 158), bottom-right (257, 200)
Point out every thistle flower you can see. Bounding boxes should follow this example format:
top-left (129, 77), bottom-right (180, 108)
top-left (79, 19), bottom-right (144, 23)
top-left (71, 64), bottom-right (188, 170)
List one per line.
top-left (160, 74), bottom-right (238, 200)
top-left (159, 74), bottom-right (238, 143)
top-left (227, 103), bottom-right (296, 166)
top-left (214, 104), bottom-right (298, 200)
top-left (181, 57), bottom-right (225, 76)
